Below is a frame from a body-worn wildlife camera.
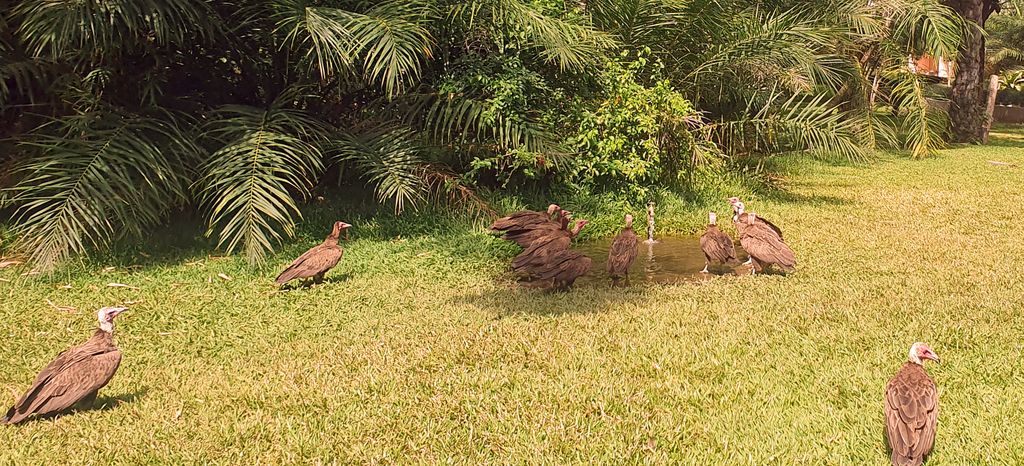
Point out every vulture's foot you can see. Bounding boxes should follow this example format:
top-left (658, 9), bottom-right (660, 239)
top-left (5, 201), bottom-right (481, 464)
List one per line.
top-left (699, 264), bottom-right (709, 274)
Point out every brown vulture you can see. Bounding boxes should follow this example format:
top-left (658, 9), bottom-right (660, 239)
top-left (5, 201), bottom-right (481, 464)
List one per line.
top-left (529, 249), bottom-right (592, 290)
top-left (606, 213), bottom-right (638, 280)
top-left (737, 212), bottom-right (796, 274)
top-left (885, 342), bottom-right (940, 466)
top-left (699, 211), bottom-right (736, 273)
top-left (3, 306), bottom-right (127, 425)
top-left (512, 219), bottom-right (588, 273)
top-left (489, 204), bottom-right (560, 232)
top-left (501, 209), bottom-right (571, 248)
top-left (275, 221), bottom-right (351, 285)
top-left (729, 197), bottom-right (783, 239)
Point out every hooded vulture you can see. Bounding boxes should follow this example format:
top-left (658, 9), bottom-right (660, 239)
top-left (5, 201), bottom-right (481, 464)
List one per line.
top-left (490, 204), bottom-right (560, 232)
top-left (3, 306), bottom-right (127, 425)
top-left (501, 209), bottom-right (571, 248)
top-left (528, 249), bottom-right (592, 290)
top-left (275, 221), bottom-right (351, 286)
top-left (699, 212), bottom-right (736, 273)
top-left (512, 219), bottom-right (588, 273)
top-left (729, 197), bottom-right (783, 240)
top-left (885, 342), bottom-right (940, 466)
top-left (606, 214), bottom-right (638, 280)
top-left (737, 212), bottom-right (796, 274)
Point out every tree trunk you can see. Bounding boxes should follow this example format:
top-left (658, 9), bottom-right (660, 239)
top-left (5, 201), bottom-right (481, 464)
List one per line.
top-left (946, 0), bottom-right (1001, 143)
top-left (949, 1), bottom-right (986, 143)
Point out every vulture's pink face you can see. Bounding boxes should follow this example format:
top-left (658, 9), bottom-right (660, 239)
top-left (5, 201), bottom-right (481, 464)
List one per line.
top-left (98, 306), bottom-right (128, 323)
top-left (909, 342), bottom-right (939, 365)
top-left (576, 219), bottom-right (590, 229)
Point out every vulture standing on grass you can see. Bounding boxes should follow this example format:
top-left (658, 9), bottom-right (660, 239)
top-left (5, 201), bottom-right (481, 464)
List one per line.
top-left (3, 306), bottom-right (127, 425)
top-left (275, 220), bottom-right (351, 286)
top-left (699, 212), bottom-right (736, 273)
top-left (885, 342), bottom-right (940, 466)
top-left (512, 218), bottom-right (588, 273)
top-left (606, 213), bottom-right (638, 280)
top-left (490, 204), bottom-right (560, 233)
top-left (737, 212), bottom-right (796, 274)
top-left (528, 248), bottom-right (592, 290)
top-left (502, 209), bottom-right (571, 248)
top-left (729, 197), bottom-right (783, 239)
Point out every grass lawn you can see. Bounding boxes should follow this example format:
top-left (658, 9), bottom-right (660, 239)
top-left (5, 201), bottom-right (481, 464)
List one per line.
top-left (2, 129), bottom-right (1023, 464)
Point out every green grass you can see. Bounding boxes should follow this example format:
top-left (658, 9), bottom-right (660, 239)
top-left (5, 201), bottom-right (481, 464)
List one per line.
top-left (2, 129), bottom-right (1024, 464)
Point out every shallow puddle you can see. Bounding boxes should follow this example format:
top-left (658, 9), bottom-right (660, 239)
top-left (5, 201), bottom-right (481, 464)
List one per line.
top-left (573, 235), bottom-right (751, 285)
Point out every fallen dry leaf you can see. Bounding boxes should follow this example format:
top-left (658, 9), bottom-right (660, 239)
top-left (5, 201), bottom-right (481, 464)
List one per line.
top-left (101, 266), bottom-right (116, 273)
top-left (123, 299), bottom-right (143, 305)
top-left (106, 283), bottom-right (139, 289)
top-left (21, 270), bottom-right (40, 276)
top-left (217, 273), bottom-right (232, 281)
top-left (45, 299), bottom-right (76, 313)
top-left (58, 284), bottom-right (72, 289)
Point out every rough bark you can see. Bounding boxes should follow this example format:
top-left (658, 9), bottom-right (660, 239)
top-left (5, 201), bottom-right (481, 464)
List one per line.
top-left (946, 0), bottom-right (1001, 143)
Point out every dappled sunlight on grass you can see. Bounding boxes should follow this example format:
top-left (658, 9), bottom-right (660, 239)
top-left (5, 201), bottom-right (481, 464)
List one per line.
top-left (1, 132), bottom-right (1024, 463)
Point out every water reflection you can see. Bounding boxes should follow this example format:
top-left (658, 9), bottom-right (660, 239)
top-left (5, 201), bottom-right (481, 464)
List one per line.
top-left (574, 236), bottom-right (750, 285)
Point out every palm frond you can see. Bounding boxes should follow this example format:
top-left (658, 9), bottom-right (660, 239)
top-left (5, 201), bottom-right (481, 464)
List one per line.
top-left (332, 127), bottom-right (427, 214)
top-left (887, 66), bottom-right (947, 158)
top-left (198, 94), bottom-right (330, 265)
top-left (6, 111), bottom-right (197, 271)
top-left (13, 0), bottom-right (217, 58)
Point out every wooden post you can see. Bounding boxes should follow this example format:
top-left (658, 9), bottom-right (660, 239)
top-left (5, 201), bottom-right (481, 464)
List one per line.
top-left (644, 202), bottom-right (655, 244)
top-left (983, 74), bottom-right (999, 144)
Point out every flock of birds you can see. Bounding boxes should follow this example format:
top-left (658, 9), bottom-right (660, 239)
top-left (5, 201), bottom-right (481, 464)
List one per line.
top-left (1, 198), bottom-right (940, 466)
top-left (489, 197), bottom-right (797, 289)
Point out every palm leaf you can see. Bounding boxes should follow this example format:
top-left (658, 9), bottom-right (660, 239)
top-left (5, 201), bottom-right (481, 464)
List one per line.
top-left (198, 94), bottom-right (330, 265)
top-left (332, 127), bottom-right (427, 214)
top-left (6, 110), bottom-right (197, 271)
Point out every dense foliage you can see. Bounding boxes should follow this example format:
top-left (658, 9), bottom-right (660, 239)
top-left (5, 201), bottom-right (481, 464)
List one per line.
top-left (0, 0), bottom-right (965, 270)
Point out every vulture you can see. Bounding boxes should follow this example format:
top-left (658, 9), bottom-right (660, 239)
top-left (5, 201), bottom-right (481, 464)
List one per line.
top-left (275, 220), bottom-right (351, 286)
top-left (729, 197), bottom-right (783, 240)
top-left (512, 219), bottom-right (588, 273)
top-left (885, 342), bottom-right (940, 466)
top-left (606, 213), bottom-right (638, 281)
top-left (502, 209), bottom-right (571, 248)
top-left (528, 248), bottom-right (592, 290)
top-left (490, 204), bottom-right (560, 232)
top-left (737, 212), bottom-right (796, 274)
top-left (3, 306), bottom-right (127, 425)
top-left (699, 211), bottom-right (736, 273)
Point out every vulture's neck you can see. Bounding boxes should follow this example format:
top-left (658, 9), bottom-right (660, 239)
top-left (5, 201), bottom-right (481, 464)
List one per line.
top-left (323, 234), bottom-right (340, 246)
top-left (93, 326), bottom-right (116, 344)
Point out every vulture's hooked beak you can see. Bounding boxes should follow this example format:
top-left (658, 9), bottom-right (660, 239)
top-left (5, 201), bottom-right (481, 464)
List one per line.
top-left (109, 306), bottom-right (128, 318)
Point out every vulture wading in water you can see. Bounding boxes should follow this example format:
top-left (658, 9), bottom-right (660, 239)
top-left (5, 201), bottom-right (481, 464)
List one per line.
top-left (501, 209), bottom-right (571, 248)
top-left (512, 217), bottom-right (587, 274)
top-left (3, 307), bottom-right (127, 425)
top-left (699, 212), bottom-right (736, 273)
top-left (275, 221), bottom-right (351, 286)
top-left (606, 214), bottom-right (638, 281)
top-left (737, 212), bottom-right (796, 274)
top-left (729, 197), bottom-right (783, 240)
top-left (885, 342), bottom-right (940, 466)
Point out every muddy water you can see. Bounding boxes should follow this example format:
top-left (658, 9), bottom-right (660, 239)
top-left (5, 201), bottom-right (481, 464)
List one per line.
top-left (574, 235), bottom-right (750, 285)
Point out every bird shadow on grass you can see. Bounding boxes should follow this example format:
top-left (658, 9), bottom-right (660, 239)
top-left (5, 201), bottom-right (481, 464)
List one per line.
top-left (457, 274), bottom-right (653, 319)
top-left (276, 273), bottom-right (352, 291)
top-left (16, 387), bottom-right (149, 424)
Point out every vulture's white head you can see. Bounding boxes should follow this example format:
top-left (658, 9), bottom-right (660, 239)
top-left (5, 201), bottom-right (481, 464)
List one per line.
top-left (547, 204), bottom-right (561, 216)
top-left (728, 197), bottom-right (744, 213)
top-left (97, 306), bottom-right (128, 333)
top-left (624, 213), bottom-right (634, 228)
top-left (908, 342), bottom-right (940, 365)
top-left (708, 212), bottom-right (718, 225)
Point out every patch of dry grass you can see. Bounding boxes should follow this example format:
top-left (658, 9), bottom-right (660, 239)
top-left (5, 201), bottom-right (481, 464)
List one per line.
top-left (1, 131), bottom-right (1023, 464)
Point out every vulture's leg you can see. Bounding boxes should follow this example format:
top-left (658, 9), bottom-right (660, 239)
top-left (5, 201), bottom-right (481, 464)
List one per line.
top-left (79, 390), bottom-right (99, 409)
top-left (700, 262), bottom-right (709, 274)
top-left (743, 257), bottom-right (753, 266)
top-left (314, 273), bottom-right (324, 285)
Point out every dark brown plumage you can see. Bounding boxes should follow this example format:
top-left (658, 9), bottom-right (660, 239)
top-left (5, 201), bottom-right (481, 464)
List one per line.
top-left (3, 307), bottom-right (126, 425)
top-left (729, 197), bottom-right (783, 239)
top-left (275, 221), bottom-right (350, 285)
top-left (606, 214), bottom-right (638, 280)
top-left (512, 219), bottom-right (587, 273)
top-left (737, 212), bottom-right (795, 274)
top-left (502, 210), bottom-right (571, 248)
top-left (530, 249), bottom-right (592, 290)
top-left (885, 343), bottom-right (940, 466)
top-left (699, 212), bottom-right (736, 273)
top-left (489, 204), bottom-right (560, 232)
